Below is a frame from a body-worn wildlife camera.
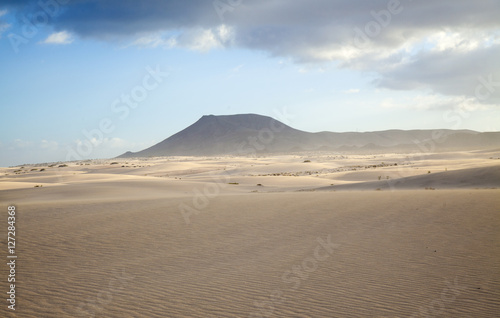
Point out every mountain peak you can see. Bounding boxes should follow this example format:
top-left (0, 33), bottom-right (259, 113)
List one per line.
top-left (116, 114), bottom-right (498, 158)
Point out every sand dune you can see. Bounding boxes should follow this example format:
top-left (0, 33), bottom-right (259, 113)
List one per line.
top-left (1, 191), bottom-right (498, 317)
top-left (1, 150), bottom-right (499, 317)
top-left (318, 165), bottom-right (500, 191)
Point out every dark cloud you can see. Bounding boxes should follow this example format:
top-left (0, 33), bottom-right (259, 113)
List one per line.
top-left (4, 0), bottom-right (497, 44)
top-left (374, 44), bottom-right (500, 103)
top-left (3, 0), bottom-right (499, 104)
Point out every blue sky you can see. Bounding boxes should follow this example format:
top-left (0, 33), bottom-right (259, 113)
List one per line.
top-left (1, 0), bottom-right (499, 166)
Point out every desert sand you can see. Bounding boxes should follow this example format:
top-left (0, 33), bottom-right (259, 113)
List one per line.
top-left (0, 150), bottom-right (499, 317)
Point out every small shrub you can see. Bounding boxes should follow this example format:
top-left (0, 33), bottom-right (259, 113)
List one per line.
top-left (228, 182), bottom-right (239, 185)
top-left (58, 164), bottom-right (68, 168)
top-left (303, 160), bottom-right (311, 163)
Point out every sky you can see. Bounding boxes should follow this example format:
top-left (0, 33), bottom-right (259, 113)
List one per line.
top-left (0, 0), bottom-right (499, 166)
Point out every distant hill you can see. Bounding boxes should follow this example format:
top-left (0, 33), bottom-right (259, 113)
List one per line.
top-left (117, 114), bottom-right (500, 158)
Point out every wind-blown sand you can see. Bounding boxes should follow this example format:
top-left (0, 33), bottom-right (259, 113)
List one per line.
top-left (0, 150), bottom-right (499, 317)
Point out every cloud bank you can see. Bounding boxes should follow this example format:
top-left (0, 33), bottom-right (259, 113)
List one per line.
top-left (3, 0), bottom-right (500, 104)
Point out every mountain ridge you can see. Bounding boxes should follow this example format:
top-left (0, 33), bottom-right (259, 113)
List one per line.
top-left (117, 114), bottom-right (500, 158)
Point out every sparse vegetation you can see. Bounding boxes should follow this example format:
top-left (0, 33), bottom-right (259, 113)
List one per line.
top-left (40, 168), bottom-right (45, 172)
top-left (303, 160), bottom-right (311, 163)
top-left (228, 182), bottom-right (239, 185)
top-left (257, 184), bottom-right (263, 186)
top-left (110, 162), bottom-right (119, 165)
top-left (59, 164), bottom-right (68, 168)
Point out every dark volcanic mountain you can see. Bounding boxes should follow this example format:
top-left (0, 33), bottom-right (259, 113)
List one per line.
top-left (118, 114), bottom-right (500, 158)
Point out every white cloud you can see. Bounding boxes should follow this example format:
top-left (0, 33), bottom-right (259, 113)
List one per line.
top-left (102, 137), bottom-right (129, 149)
top-left (226, 63), bottom-right (245, 79)
top-left (380, 94), bottom-right (491, 111)
top-left (41, 31), bottom-right (74, 45)
top-left (12, 139), bottom-right (33, 149)
top-left (0, 9), bottom-right (10, 39)
top-left (129, 33), bottom-right (167, 48)
top-left (129, 25), bottom-right (234, 52)
top-left (231, 64), bottom-right (244, 72)
top-left (0, 22), bottom-right (9, 38)
top-left (344, 89), bottom-right (360, 94)
top-left (40, 140), bottom-right (59, 151)
top-left (75, 137), bottom-right (139, 150)
top-left (171, 25), bottom-right (233, 52)
top-left (6, 139), bottom-right (60, 151)
top-left (297, 65), bottom-right (327, 74)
